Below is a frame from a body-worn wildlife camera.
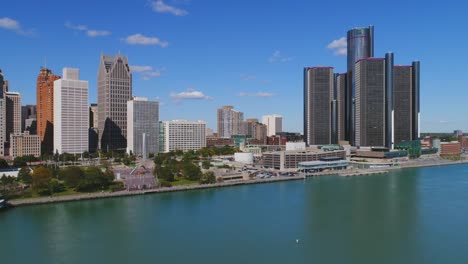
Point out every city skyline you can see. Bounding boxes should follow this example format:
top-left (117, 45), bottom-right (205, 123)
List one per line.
top-left (1, 0), bottom-right (467, 132)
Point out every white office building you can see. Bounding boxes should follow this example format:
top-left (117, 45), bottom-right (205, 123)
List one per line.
top-left (127, 97), bottom-right (159, 158)
top-left (160, 120), bottom-right (206, 153)
top-left (262, 114), bottom-right (283, 137)
top-left (53, 68), bottom-right (89, 154)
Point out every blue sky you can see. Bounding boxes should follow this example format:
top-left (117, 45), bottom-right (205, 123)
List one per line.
top-left (0, 0), bottom-right (467, 133)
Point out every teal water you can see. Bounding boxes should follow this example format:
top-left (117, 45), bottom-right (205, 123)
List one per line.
top-left (2, 165), bottom-right (468, 263)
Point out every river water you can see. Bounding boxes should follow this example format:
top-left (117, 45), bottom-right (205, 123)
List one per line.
top-left (1, 165), bottom-right (468, 264)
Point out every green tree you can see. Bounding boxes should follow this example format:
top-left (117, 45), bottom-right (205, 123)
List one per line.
top-left (17, 167), bottom-right (32, 184)
top-left (76, 167), bottom-right (113, 192)
top-left (158, 166), bottom-right (175, 182)
top-left (199, 171), bottom-right (216, 184)
top-left (48, 178), bottom-right (65, 194)
top-left (182, 161), bottom-right (202, 181)
top-left (0, 158), bottom-right (9, 169)
top-left (202, 160), bottom-right (211, 169)
top-left (31, 166), bottom-right (53, 194)
top-left (59, 166), bottom-right (84, 188)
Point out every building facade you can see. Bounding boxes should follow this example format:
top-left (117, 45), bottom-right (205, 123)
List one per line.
top-left (393, 62), bottom-right (420, 144)
top-left (53, 68), bottom-right (89, 154)
top-left (127, 97), bottom-right (159, 158)
top-left (0, 70), bottom-right (5, 156)
top-left (98, 53), bottom-right (132, 151)
top-left (217, 106), bottom-right (243, 138)
top-left (160, 120), bottom-right (206, 153)
top-left (10, 131), bottom-right (41, 158)
top-left (5, 92), bottom-right (21, 145)
top-left (334, 73), bottom-right (347, 142)
top-left (241, 118), bottom-right (267, 144)
top-left (90, 103), bottom-right (98, 129)
top-left (354, 53), bottom-right (394, 148)
top-left (262, 115), bottom-right (282, 137)
top-left (21, 105), bottom-right (36, 133)
top-left (304, 67), bottom-right (334, 146)
top-left (37, 68), bottom-right (60, 154)
top-left (346, 26), bottom-right (374, 144)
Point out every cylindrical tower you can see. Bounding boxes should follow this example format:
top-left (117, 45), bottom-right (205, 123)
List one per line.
top-left (412, 61), bottom-right (420, 139)
top-left (385, 52), bottom-right (394, 149)
top-left (346, 25), bottom-right (375, 145)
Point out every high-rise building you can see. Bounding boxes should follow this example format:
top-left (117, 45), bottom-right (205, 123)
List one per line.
top-left (5, 92), bottom-right (21, 144)
top-left (37, 68), bottom-right (60, 154)
top-left (241, 118), bottom-right (267, 144)
top-left (10, 131), bottom-right (41, 158)
top-left (160, 120), bottom-right (206, 153)
top-left (217, 106), bottom-right (243, 138)
top-left (89, 103), bottom-right (98, 128)
top-left (354, 53), bottom-right (394, 148)
top-left (346, 26), bottom-right (374, 144)
top-left (21, 105), bottom-right (36, 133)
top-left (393, 62), bottom-right (420, 144)
top-left (334, 73), bottom-right (347, 142)
top-left (127, 97), bottom-right (159, 158)
top-left (98, 53), bottom-right (132, 151)
top-left (304, 67), bottom-right (334, 146)
top-left (262, 115), bottom-right (282, 137)
top-left (53, 68), bottom-right (89, 154)
top-left (0, 70), bottom-right (5, 156)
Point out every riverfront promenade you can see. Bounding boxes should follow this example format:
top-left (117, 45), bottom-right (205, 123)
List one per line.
top-left (8, 158), bottom-right (468, 208)
top-left (9, 175), bottom-right (306, 207)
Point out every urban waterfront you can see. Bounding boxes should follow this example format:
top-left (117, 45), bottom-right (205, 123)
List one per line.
top-left (2, 165), bottom-right (468, 264)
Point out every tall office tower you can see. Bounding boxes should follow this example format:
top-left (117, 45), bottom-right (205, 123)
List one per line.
top-left (0, 70), bottom-right (5, 156)
top-left (334, 73), bottom-right (347, 142)
top-left (98, 53), bottom-right (132, 152)
top-left (127, 97), bottom-right (159, 158)
top-left (304, 67), bottom-right (334, 146)
top-left (354, 53), bottom-right (394, 148)
top-left (159, 120), bottom-right (206, 153)
top-left (21, 105), bottom-right (36, 132)
top-left (89, 103), bottom-right (98, 128)
top-left (5, 91), bottom-right (21, 145)
top-left (53, 68), bottom-right (89, 154)
top-left (262, 114), bottom-right (283, 137)
top-left (393, 61), bottom-right (420, 144)
top-left (3, 80), bottom-right (8, 93)
top-left (346, 26), bottom-right (374, 144)
top-left (37, 68), bottom-right (60, 154)
top-left (217, 106), bottom-right (244, 138)
top-left (241, 118), bottom-right (267, 144)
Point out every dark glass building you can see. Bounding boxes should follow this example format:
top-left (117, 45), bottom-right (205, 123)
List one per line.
top-left (346, 26), bottom-right (374, 144)
top-left (393, 61), bottom-right (420, 144)
top-left (304, 67), bottom-right (334, 146)
top-left (334, 73), bottom-right (347, 143)
top-left (354, 53), bottom-right (394, 148)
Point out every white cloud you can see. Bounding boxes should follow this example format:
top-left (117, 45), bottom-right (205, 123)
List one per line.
top-left (151, 0), bottom-right (188, 16)
top-left (125, 33), bottom-right (169, 47)
top-left (327, 37), bottom-right (347, 56)
top-left (0, 17), bottom-right (34, 36)
top-left (65, 22), bottom-right (111, 37)
top-left (170, 88), bottom-right (213, 102)
top-left (238, 92), bottom-right (274, 97)
top-left (268, 50), bottom-right (292, 63)
top-left (130, 65), bottom-right (163, 80)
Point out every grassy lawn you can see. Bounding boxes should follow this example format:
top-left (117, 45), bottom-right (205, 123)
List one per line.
top-left (170, 177), bottom-right (199, 186)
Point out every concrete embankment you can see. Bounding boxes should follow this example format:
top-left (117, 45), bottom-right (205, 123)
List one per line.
top-left (9, 175), bottom-right (305, 207)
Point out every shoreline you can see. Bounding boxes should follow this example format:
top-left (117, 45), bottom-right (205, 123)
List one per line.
top-left (7, 159), bottom-right (468, 208)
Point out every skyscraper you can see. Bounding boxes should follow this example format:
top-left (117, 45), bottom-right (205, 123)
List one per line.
top-left (354, 53), bottom-right (394, 148)
top-left (89, 103), bottom-right (98, 129)
top-left (304, 67), bottom-right (334, 146)
top-left (98, 53), bottom-right (132, 151)
top-left (241, 118), bottom-right (267, 144)
top-left (127, 97), bottom-right (159, 158)
top-left (37, 68), bottom-right (60, 154)
top-left (346, 26), bottom-right (374, 144)
top-left (0, 70), bottom-right (5, 156)
top-left (54, 68), bottom-right (89, 154)
top-left (262, 115), bottom-right (283, 137)
top-left (393, 61), bottom-right (420, 144)
top-left (5, 91), bottom-right (21, 145)
top-left (217, 106), bottom-right (244, 138)
top-left (334, 73), bottom-right (347, 142)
